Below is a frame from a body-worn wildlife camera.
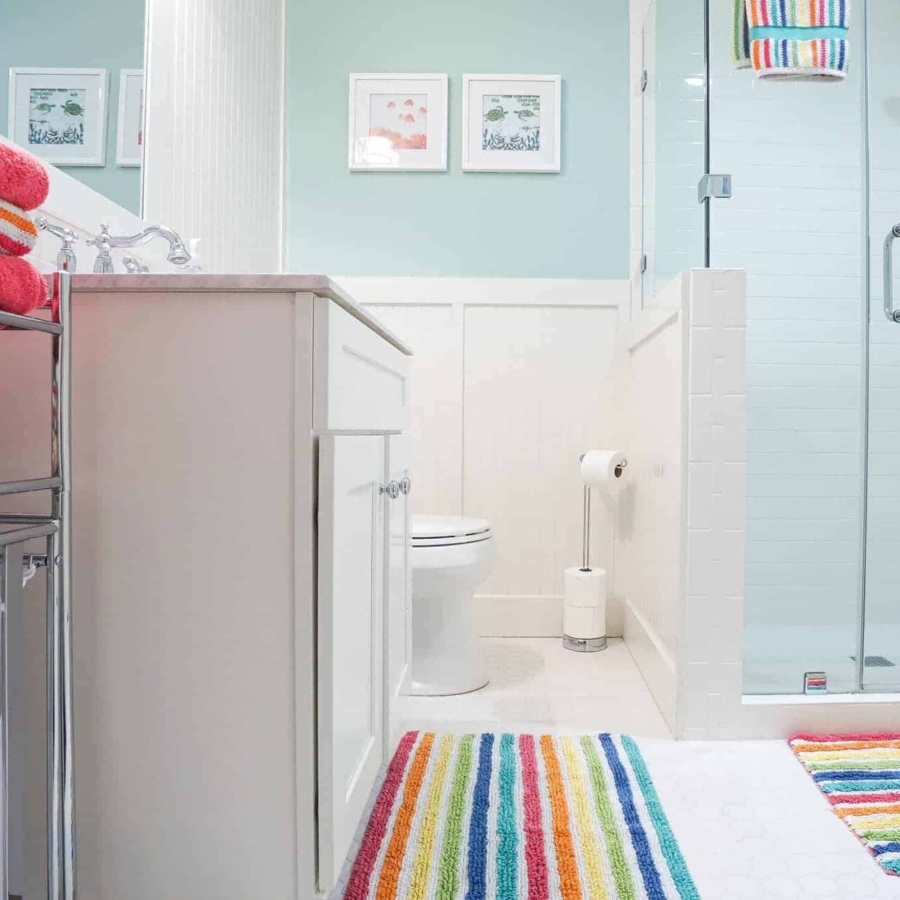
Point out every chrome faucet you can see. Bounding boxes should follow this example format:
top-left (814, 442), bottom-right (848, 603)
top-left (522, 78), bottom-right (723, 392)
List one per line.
top-left (87, 222), bottom-right (193, 273)
top-left (35, 217), bottom-right (78, 272)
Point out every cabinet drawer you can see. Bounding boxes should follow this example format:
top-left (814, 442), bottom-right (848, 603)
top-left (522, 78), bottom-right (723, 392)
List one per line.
top-left (314, 297), bottom-right (409, 432)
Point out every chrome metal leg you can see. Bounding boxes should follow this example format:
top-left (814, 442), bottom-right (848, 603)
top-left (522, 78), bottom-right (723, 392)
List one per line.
top-left (54, 272), bottom-right (76, 900)
top-left (46, 533), bottom-right (62, 900)
top-left (1, 543), bottom-right (23, 900)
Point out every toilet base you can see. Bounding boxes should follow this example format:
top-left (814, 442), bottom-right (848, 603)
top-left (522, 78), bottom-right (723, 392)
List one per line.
top-left (409, 586), bottom-right (490, 697)
top-left (409, 674), bottom-right (489, 697)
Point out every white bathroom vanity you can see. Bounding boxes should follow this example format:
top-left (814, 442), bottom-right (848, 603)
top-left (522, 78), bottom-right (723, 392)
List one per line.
top-left (0, 274), bottom-right (412, 899)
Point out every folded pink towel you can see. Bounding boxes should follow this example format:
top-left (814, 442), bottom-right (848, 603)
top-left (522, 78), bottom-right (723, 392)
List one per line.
top-left (0, 141), bottom-right (49, 211)
top-left (0, 257), bottom-right (46, 316)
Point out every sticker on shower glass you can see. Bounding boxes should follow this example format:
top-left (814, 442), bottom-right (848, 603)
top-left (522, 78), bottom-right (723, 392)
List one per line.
top-left (804, 671), bottom-right (827, 694)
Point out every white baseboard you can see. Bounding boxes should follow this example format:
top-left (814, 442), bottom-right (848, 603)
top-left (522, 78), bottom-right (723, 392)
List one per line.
top-left (476, 594), bottom-right (625, 639)
top-left (623, 602), bottom-right (677, 731)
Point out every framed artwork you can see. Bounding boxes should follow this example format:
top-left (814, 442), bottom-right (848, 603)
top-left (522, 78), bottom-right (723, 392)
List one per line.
top-left (8, 67), bottom-right (109, 166)
top-left (116, 69), bottom-right (144, 166)
top-left (461, 74), bottom-right (562, 173)
top-left (348, 73), bottom-right (448, 171)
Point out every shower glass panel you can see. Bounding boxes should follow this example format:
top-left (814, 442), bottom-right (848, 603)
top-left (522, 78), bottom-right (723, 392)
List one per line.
top-left (863, 0), bottom-right (900, 691)
top-left (640, 0), bottom-right (706, 307)
top-left (707, 0), bottom-right (866, 694)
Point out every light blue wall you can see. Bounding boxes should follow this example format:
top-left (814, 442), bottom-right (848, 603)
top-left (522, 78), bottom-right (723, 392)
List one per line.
top-left (0, 0), bottom-right (144, 214)
top-left (285, 0), bottom-right (629, 278)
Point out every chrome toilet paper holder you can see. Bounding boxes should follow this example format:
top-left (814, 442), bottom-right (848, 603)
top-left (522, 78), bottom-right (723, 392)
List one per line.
top-left (563, 455), bottom-right (626, 653)
top-left (577, 453), bottom-right (627, 572)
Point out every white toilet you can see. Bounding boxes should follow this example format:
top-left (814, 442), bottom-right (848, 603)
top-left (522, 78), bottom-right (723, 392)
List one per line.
top-left (409, 515), bottom-right (495, 696)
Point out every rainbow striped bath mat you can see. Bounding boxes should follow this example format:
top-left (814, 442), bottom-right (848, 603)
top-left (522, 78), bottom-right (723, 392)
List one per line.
top-left (791, 733), bottom-right (900, 876)
top-left (334, 731), bottom-right (699, 899)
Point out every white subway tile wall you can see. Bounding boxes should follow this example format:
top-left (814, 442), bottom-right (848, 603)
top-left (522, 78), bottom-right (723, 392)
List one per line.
top-left (708, 0), bottom-right (866, 694)
top-left (680, 268), bottom-right (748, 738)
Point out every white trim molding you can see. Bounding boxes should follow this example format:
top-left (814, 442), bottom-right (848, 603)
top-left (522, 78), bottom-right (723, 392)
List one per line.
top-left (334, 276), bottom-right (630, 311)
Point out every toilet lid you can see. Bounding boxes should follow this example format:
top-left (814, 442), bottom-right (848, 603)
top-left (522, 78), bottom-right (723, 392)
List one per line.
top-left (411, 515), bottom-right (492, 546)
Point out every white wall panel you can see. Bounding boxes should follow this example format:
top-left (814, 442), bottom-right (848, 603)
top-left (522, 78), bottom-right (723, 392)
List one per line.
top-left (356, 278), bottom-right (626, 637)
top-left (364, 304), bottom-right (465, 517)
top-left (463, 304), bottom-right (619, 627)
top-left (611, 275), bottom-right (684, 730)
top-left (143, 0), bottom-right (284, 273)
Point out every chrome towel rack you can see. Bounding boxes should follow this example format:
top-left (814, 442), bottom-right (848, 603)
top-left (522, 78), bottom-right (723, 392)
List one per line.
top-left (0, 271), bottom-right (74, 900)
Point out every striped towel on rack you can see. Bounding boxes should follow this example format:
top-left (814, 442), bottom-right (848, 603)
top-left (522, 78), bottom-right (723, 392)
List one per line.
top-left (732, 0), bottom-right (752, 68)
top-left (745, 0), bottom-right (851, 80)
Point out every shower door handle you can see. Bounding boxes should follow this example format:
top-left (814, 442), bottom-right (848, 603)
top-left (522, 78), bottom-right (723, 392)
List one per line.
top-left (884, 224), bottom-right (900, 323)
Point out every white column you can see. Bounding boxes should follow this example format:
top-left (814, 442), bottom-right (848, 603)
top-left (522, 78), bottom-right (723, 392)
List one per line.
top-left (142, 0), bottom-right (285, 273)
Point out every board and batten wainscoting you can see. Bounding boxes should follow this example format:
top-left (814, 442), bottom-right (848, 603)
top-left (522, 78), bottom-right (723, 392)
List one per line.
top-left (340, 276), bottom-right (630, 637)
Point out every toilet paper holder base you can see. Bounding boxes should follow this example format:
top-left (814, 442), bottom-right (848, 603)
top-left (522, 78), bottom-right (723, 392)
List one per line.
top-left (563, 636), bottom-right (608, 653)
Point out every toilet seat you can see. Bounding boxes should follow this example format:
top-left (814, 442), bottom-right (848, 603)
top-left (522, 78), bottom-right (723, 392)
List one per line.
top-left (411, 515), bottom-right (492, 548)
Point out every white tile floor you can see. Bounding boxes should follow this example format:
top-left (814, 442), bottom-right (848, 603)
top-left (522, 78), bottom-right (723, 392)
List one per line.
top-left (395, 637), bottom-right (900, 899)
top-left (644, 739), bottom-right (900, 899)
top-left (395, 636), bottom-right (672, 739)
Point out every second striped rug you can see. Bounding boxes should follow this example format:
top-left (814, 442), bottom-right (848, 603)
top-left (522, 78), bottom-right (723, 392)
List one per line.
top-left (335, 731), bottom-right (699, 900)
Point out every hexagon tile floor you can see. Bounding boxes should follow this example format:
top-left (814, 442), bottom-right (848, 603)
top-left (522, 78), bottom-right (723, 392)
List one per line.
top-left (642, 739), bottom-right (900, 900)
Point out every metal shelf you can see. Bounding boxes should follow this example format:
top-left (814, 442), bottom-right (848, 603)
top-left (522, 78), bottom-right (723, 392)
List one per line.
top-left (0, 308), bottom-right (62, 335)
top-left (0, 477), bottom-right (62, 497)
top-left (0, 270), bottom-right (74, 900)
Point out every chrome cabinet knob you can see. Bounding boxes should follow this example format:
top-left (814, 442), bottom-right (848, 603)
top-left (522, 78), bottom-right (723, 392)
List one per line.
top-left (380, 481), bottom-right (400, 500)
top-left (399, 476), bottom-right (411, 496)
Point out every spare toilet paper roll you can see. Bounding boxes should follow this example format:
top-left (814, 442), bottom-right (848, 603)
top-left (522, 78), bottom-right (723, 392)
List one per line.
top-left (564, 567), bottom-right (607, 639)
top-left (564, 566), bottom-right (608, 608)
top-left (580, 449), bottom-right (627, 497)
top-left (564, 604), bottom-right (606, 640)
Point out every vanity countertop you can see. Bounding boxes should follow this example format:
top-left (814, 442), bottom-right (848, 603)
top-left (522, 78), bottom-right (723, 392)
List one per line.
top-left (70, 273), bottom-right (412, 355)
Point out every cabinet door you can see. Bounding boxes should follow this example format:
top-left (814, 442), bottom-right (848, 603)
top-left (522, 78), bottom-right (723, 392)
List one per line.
top-left (317, 434), bottom-right (386, 892)
top-left (387, 433), bottom-right (412, 708)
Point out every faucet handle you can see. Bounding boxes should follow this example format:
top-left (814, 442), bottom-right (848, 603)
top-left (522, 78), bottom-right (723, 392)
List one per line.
top-left (86, 223), bottom-right (112, 249)
top-left (36, 217), bottom-right (77, 246)
top-left (122, 256), bottom-right (150, 274)
top-left (88, 223), bottom-right (115, 273)
top-left (36, 217), bottom-right (79, 273)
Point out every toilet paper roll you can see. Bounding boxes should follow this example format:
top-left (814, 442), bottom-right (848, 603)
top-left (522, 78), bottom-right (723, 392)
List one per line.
top-left (564, 566), bottom-right (608, 609)
top-left (580, 449), bottom-right (628, 496)
top-left (564, 603), bottom-right (606, 640)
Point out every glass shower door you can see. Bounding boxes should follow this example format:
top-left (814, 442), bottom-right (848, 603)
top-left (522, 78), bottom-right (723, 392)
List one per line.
top-left (863, 0), bottom-right (900, 691)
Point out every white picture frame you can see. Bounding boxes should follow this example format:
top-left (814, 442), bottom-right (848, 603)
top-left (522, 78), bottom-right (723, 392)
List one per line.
top-left (116, 69), bottom-right (144, 167)
top-left (7, 67), bottom-right (109, 166)
top-left (461, 74), bottom-right (562, 173)
top-left (348, 73), bottom-right (448, 171)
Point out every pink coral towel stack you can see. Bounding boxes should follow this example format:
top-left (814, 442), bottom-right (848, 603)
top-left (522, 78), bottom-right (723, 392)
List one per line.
top-left (0, 257), bottom-right (47, 315)
top-left (0, 141), bottom-right (50, 211)
top-left (0, 141), bottom-right (50, 317)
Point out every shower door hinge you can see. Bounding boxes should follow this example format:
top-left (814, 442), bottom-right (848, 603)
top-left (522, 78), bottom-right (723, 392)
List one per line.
top-left (640, 70), bottom-right (648, 92)
top-left (698, 173), bottom-right (733, 203)
top-left (640, 254), bottom-right (648, 274)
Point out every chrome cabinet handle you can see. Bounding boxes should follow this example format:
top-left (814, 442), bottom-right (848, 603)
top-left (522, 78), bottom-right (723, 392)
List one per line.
top-left (885, 224), bottom-right (900, 323)
top-left (380, 481), bottom-right (400, 500)
top-left (399, 476), bottom-right (411, 496)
